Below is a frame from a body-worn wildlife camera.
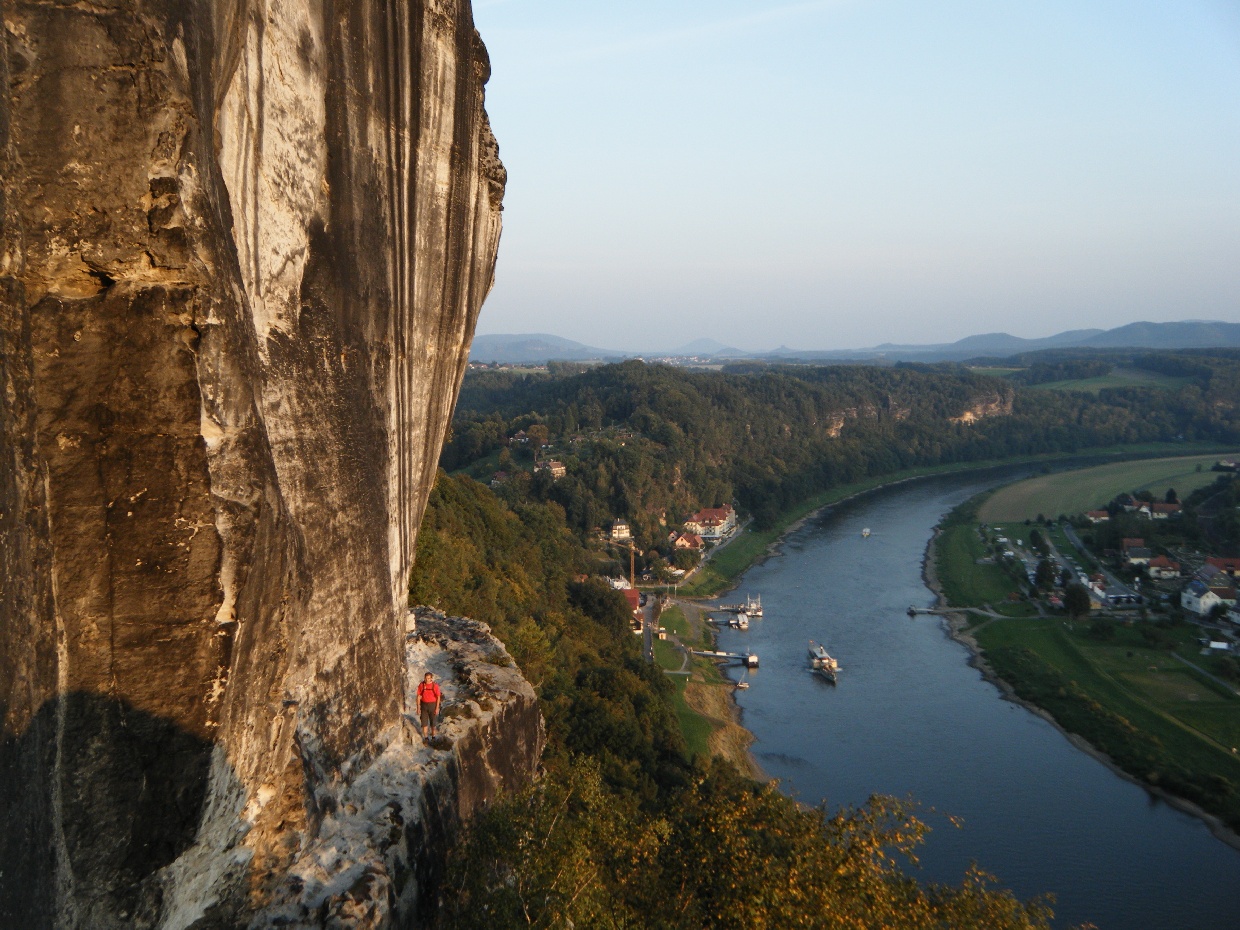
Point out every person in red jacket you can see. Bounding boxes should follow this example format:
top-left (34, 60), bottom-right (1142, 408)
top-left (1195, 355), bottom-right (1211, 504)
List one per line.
top-left (416, 672), bottom-right (442, 740)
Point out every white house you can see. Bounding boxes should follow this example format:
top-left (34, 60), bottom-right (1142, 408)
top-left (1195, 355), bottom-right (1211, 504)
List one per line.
top-left (1183, 581), bottom-right (1223, 616)
top-left (611, 520), bottom-right (632, 542)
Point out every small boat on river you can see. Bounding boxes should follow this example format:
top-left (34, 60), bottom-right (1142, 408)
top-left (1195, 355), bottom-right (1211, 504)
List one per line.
top-left (861, 528), bottom-right (871, 538)
top-left (808, 640), bottom-right (840, 683)
top-left (746, 595), bottom-right (763, 618)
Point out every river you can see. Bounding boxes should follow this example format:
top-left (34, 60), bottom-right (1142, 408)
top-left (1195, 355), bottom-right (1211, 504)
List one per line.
top-left (711, 470), bottom-right (1240, 930)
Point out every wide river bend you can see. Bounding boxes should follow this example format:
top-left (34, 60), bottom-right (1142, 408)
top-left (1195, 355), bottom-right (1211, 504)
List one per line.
top-left (711, 471), bottom-right (1240, 930)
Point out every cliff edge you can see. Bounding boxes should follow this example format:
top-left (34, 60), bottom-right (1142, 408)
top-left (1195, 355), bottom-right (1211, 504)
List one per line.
top-left (0, 2), bottom-right (528, 926)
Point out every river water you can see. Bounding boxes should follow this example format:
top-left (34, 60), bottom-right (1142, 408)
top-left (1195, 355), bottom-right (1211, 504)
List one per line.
top-left (711, 471), bottom-right (1240, 930)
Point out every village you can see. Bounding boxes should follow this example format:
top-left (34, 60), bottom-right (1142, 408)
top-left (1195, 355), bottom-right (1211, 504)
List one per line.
top-left (978, 461), bottom-right (1240, 653)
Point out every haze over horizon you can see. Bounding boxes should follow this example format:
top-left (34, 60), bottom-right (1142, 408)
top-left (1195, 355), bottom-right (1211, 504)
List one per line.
top-left (472, 0), bottom-right (1240, 352)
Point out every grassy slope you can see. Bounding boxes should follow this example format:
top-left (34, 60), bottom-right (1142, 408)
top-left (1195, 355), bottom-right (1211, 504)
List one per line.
top-left (936, 523), bottom-right (1018, 608)
top-left (973, 617), bottom-right (1240, 828)
top-left (1030, 367), bottom-right (1192, 393)
top-left (977, 453), bottom-right (1238, 523)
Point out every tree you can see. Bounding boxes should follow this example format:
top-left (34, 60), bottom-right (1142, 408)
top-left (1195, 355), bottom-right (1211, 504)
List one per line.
top-left (1029, 528), bottom-right (1048, 556)
top-left (1064, 583), bottom-right (1092, 619)
top-left (526, 423), bottom-right (550, 450)
top-left (1165, 487), bottom-right (1179, 504)
top-left (1035, 559), bottom-right (1056, 591)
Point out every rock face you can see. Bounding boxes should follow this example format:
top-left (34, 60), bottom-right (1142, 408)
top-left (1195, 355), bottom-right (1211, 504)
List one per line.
top-left (0, 2), bottom-right (526, 927)
top-left (949, 389), bottom-right (1015, 425)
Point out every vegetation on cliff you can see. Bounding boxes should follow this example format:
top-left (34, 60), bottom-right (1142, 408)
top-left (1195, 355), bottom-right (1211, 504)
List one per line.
top-left (446, 354), bottom-right (1240, 563)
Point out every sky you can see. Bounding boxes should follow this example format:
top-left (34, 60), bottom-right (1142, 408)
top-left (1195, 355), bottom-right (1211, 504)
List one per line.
top-left (469, 0), bottom-right (1240, 352)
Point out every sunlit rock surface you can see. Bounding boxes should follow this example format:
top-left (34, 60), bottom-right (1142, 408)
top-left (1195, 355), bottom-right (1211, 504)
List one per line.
top-left (0, 2), bottom-right (521, 926)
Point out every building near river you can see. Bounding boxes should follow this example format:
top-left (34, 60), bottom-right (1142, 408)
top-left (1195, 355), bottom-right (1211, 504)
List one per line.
top-left (684, 504), bottom-right (737, 539)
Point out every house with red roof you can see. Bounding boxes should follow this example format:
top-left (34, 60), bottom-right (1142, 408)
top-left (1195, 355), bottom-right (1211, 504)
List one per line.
top-left (1146, 555), bottom-right (1181, 580)
top-left (684, 504), bottom-right (737, 539)
top-left (1147, 502), bottom-right (1181, 519)
top-left (672, 532), bottom-right (704, 551)
top-left (1207, 557), bottom-right (1240, 578)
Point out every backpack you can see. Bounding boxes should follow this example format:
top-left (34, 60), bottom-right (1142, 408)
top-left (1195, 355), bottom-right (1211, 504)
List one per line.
top-left (417, 681), bottom-right (441, 704)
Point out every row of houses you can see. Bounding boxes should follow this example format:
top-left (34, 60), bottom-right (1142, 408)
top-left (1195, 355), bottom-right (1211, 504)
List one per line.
top-left (611, 504), bottom-right (738, 548)
top-left (1120, 536), bottom-right (1240, 618)
top-left (1085, 500), bottom-right (1182, 523)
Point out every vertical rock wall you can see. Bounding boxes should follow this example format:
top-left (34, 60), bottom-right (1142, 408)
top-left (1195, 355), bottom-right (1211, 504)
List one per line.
top-left (0, 2), bottom-right (514, 926)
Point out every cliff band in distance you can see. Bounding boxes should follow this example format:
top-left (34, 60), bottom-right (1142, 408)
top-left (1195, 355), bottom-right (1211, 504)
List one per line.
top-left (0, 1), bottom-right (538, 926)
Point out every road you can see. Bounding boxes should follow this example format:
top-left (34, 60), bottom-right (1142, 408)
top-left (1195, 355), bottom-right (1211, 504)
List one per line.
top-left (1060, 523), bottom-right (1141, 601)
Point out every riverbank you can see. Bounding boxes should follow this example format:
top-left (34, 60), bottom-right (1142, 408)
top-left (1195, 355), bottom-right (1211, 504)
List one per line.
top-left (924, 520), bottom-right (1240, 853)
top-left (677, 441), bottom-right (1231, 599)
top-left (671, 444), bottom-right (1240, 804)
top-left (656, 602), bottom-right (765, 779)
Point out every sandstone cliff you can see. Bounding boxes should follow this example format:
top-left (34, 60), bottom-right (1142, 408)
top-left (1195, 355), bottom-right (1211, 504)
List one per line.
top-left (1, 3), bottom-right (531, 927)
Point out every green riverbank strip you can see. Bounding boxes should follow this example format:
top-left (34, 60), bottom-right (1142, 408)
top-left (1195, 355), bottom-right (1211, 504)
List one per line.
top-left (679, 441), bottom-right (1232, 598)
top-left (657, 604), bottom-right (742, 762)
top-left (934, 494), bottom-right (1240, 833)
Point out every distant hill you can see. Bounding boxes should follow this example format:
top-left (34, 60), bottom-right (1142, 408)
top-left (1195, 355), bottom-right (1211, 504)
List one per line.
top-left (1076, 320), bottom-right (1240, 349)
top-left (469, 333), bottom-right (623, 364)
top-left (772, 321), bottom-right (1240, 362)
top-left (471, 321), bottom-right (1240, 365)
top-left (668, 338), bottom-right (745, 357)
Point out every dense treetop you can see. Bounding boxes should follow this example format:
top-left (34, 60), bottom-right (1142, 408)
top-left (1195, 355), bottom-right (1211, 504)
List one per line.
top-left (447, 354), bottom-right (1240, 553)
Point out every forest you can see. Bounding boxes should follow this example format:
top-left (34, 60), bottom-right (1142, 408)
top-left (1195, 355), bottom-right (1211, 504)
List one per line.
top-left (443, 352), bottom-right (1240, 566)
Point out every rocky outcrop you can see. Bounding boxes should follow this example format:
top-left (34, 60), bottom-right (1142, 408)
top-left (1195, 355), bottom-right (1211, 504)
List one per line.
top-left (0, 2), bottom-right (524, 927)
top-left (950, 390), bottom-right (1015, 424)
top-left (238, 612), bottom-right (543, 929)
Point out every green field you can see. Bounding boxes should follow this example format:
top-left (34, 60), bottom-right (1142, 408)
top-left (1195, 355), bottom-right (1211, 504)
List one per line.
top-left (977, 454), bottom-right (1236, 522)
top-left (936, 523), bottom-right (1023, 611)
top-left (967, 366), bottom-right (1024, 378)
top-left (974, 617), bottom-right (1240, 828)
top-left (668, 675), bottom-right (714, 758)
top-left (653, 637), bottom-right (683, 671)
top-left (1030, 366), bottom-right (1192, 394)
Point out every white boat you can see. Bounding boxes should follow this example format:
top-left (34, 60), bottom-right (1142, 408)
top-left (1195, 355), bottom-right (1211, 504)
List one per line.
top-left (735, 681), bottom-right (750, 690)
top-left (746, 594), bottom-right (763, 618)
top-left (861, 528), bottom-right (871, 538)
top-left (730, 612), bottom-right (750, 630)
top-left (808, 640), bottom-right (840, 682)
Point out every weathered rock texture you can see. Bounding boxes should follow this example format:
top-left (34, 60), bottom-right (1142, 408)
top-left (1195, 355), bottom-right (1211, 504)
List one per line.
top-left (0, 2), bottom-right (524, 926)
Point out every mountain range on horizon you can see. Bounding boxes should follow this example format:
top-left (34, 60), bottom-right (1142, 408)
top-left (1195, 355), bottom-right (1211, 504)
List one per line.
top-left (470, 320), bottom-right (1240, 365)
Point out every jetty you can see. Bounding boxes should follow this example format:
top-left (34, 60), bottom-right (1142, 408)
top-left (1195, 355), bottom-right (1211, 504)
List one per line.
top-left (692, 649), bottom-right (759, 668)
top-left (717, 595), bottom-right (763, 616)
top-left (908, 605), bottom-right (1011, 620)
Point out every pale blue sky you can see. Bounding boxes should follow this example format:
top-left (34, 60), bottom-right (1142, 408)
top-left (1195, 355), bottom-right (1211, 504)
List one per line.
top-left (471, 0), bottom-right (1240, 351)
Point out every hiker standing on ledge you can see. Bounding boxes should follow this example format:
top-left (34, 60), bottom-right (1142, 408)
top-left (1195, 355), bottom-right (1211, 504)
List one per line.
top-left (417, 672), bottom-right (442, 741)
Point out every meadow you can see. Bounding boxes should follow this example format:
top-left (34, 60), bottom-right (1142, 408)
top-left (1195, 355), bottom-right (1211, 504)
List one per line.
top-left (977, 454), bottom-right (1236, 523)
top-left (974, 617), bottom-right (1240, 828)
top-left (1028, 366), bottom-right (1192, 393)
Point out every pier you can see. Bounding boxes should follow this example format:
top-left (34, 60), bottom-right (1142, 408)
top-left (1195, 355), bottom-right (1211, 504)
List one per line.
top-left (692, 649), bottom-right (759, 668)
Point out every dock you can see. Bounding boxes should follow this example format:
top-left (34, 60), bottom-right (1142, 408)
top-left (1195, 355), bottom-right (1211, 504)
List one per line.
top-left (692, 649), bottom-right (759, 668)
